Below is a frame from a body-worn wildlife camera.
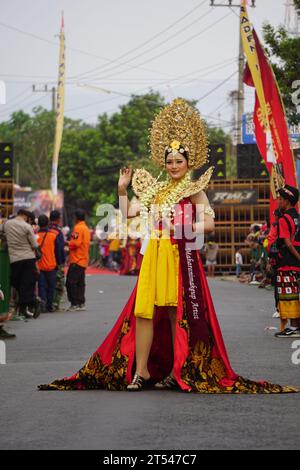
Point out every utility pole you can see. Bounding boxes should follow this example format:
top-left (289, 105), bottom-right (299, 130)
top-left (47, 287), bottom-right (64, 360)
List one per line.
top-left (32, 84), bottom-right (57, 112)
top-left (210, 1), bottom-right (256, 144)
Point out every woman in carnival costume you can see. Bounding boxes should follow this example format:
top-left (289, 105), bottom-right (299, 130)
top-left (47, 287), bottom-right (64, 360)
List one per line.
top-left (39, 99), bottom-right (298, 394)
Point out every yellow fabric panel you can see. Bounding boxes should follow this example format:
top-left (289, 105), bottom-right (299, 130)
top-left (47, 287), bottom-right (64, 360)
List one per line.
top-left (278, 301), bottom-right (300, 320)
top-left (134, 235), bottom-right (179, 319)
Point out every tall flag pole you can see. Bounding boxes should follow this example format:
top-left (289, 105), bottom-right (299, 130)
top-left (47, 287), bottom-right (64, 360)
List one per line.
top-left (51, 12), bottom-right (66, 196)
top-left (240, 0), bottom-right (298, 219)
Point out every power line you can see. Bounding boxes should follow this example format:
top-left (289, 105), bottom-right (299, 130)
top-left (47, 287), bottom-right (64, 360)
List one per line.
top-left (67, 59), bottom-right (237, 116)
top-left (80, 104), bottom-right (234, 126)
top-left (202, 113), bottom-right (232, 124)
top-left (72, 1), bottom-right (214, 81)
top-left (79, 57), bottom-right (236, 89)
top-left (32, 84), bottom-right (56, 112)
top-left (166, 59), bottom-right (237, 89)
top-left (0, 93), bottom-right (48, 118)
top-left (155, 56), bottom-right (236, 81)
top-left (1, 87), bottom-right (30, 108)
top-left (2, 57), bottom-right (236, 118)
top-left (67, 66), bottom-right (236, 115)
top-left (0, 73), bottom-right (57, 79)
top-left (210, 1), bottom-right (256, 143)
top-left (70, 0), bottom-right (209, 81)
top-left (78, 59), bottom-right (236, 97)
top-left (0, 56), bottom-right (236, 88)
top-left (1, 56), bottom-right (236, 86)
top-left (196, 69), bottom-right (238, 102)
top-left (125, 11), bottom-right (233, 72)
top-left (68, 67), bottom-right (237, 120)
top-left (208, 98), bottom-right (231, 115)
top-left (0, 20), bottom-right (174, 80)
top-left (0, 20), bottom-right (59, 47)
top-left (0, 4), bottom-right (231, 89)
top-left (0, 91), bottom-right (34, 115)
top-left (78, 10), bottom-right (232, 84)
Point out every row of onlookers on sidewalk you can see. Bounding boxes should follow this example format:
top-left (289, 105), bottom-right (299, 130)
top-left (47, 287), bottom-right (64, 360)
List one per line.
top-left (0, 208), bottom-right (91, 339)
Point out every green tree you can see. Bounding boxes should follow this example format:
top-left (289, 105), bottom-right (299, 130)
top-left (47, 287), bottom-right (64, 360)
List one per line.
top-left (0, 92), bottom-right (233, 221)
top-left (0, 107), bottom-right (55, 187)
top-left (59, 91), bottom-right (166, 218)
top-left (0, 107), bottom-right (84, 188)
top-left (97, 91), bottom-right (165, 172)
top-left (208, 126), bottom-right (232, 145)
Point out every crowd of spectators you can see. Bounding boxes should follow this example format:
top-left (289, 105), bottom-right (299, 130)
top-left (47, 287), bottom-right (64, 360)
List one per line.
top-left (1, 205), bottom-right (295, 339)
top-left (0, 208), bottom-right (90, 339)
top-left (236, 221), bottom-right (275, 290)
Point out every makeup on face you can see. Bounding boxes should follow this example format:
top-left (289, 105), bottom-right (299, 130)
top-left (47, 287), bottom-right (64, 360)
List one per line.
top-left (165, 153), bottom-right (188, 180)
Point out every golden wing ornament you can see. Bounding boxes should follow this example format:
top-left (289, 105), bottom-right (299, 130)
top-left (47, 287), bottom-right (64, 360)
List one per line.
top-left (182, 166), bottom-right (214, 199)
top-left (132, 168), bottom-right (156, 198)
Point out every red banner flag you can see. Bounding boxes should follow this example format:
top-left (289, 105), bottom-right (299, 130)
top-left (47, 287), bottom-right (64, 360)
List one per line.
top-left (242, 23), bottom-right (297, 219)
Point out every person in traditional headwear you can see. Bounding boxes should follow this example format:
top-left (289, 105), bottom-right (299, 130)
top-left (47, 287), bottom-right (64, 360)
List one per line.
top-left (39, 99), bottom-right (297, 394)
top-left (273, 185), bottom-right (300, 338)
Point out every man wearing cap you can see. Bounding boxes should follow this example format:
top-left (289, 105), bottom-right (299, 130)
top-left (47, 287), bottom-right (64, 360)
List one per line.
top-left (275, 184), bottom-right (300, 338)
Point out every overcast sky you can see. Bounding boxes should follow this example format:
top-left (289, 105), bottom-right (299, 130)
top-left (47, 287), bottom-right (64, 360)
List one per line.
top-left (0, 0), bottom-right (292, 131)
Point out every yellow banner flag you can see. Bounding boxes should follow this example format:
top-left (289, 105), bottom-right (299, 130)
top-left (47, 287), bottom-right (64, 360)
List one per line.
top-left (51, 13), bottom-right (66, 196)
top-left (240, 1), bottom-right (269, 130)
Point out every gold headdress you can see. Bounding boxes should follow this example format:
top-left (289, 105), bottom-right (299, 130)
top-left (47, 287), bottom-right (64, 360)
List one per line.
top-left (150, 98), bottom-right (210, 170)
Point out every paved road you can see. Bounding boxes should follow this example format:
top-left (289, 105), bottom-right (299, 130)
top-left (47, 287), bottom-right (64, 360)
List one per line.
top-left (1, 275), bottom-right (299, 450)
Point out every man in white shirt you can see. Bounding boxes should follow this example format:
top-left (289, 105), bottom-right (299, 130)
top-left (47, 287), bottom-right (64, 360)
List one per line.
top-left (235, 248), bottom-right (243, 278)
top-left (4, 209), bottom-right (39, 318)
top-left (204, 235), bottom-right (219, 277)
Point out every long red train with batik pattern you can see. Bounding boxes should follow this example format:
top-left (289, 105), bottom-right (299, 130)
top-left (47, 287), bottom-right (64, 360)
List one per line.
top-left (39, 199), bottom-right (298, 394)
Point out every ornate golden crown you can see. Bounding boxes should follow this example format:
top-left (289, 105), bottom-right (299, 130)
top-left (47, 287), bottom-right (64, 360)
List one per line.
top-left (150, 98), bottom-right (209, 170)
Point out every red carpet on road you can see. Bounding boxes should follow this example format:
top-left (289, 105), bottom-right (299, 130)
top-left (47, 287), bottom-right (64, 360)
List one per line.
top-left (86, 266), bottom-right (119, 276)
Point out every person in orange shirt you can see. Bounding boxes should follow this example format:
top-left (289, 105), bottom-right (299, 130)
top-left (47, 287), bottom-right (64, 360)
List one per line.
top-left (66, 209), bottom-right (90, 311)
top-left (37, 215), bottom-right (59, 313)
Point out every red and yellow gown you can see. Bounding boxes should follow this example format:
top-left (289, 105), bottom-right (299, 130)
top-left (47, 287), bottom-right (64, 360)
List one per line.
top-left (39, 196), bottom-right (298, 394)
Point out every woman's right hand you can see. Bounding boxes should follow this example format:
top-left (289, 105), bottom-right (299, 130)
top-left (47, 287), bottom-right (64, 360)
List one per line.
top-left (118, 166), bottom-right (133, 191)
